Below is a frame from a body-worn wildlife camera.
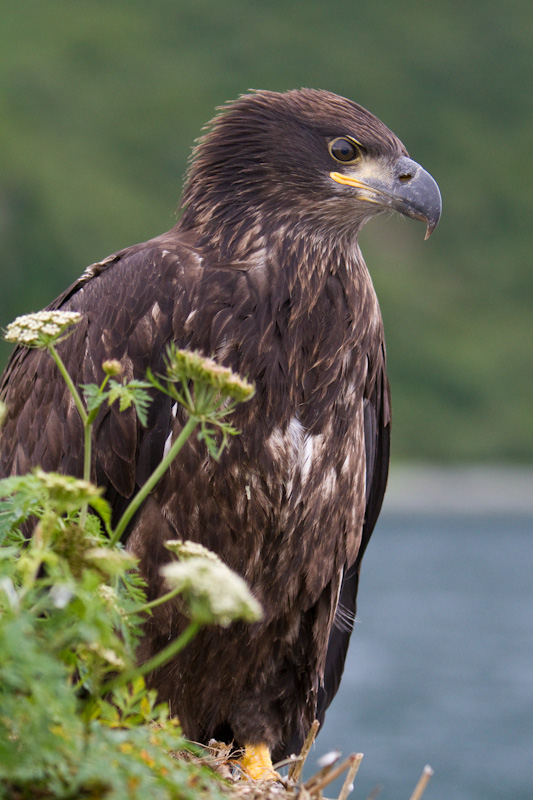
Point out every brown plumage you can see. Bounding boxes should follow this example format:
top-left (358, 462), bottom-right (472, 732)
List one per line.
top-left (0, 89), bottom-right (441, 766)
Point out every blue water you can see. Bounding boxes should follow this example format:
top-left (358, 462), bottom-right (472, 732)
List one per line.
top-left (311, 512), bottom-right (533, 799)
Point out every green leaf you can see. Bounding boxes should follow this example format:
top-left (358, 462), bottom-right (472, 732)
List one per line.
top-left (81, 381), bottom-right (105, 415)
top-left (88, 495), bottom-right (112, 530)
top-left (107, 380), bottom-right (153, 426)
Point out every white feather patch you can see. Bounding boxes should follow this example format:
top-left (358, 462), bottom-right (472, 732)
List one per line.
top-left (163, 431), bottom-right (173, 458)
top-left (267, 417), bottom-right (323, 496)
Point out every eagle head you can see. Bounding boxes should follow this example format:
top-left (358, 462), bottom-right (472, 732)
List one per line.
top-left (180, 88), bottom-right (441, 251)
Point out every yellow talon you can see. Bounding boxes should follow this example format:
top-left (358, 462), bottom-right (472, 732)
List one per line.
top-left (241, 743), bottom-right (280, 781)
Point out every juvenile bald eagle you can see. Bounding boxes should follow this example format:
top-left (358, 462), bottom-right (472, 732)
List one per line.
top-left (0, 90), bottom-right (440, 778)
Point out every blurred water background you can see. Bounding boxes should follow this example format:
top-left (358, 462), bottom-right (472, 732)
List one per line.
top-left (314, 466), bottom-right (533, 800)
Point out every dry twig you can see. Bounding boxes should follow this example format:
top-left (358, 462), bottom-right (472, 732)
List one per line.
top-left (337, 753), bottom-right (364, 800)
top-left (288, 720), bottom-right (321, 782)
top-left (173, 735), bottom-right (433, 800)
top-left (305, 752), bottom-right (363, 795)
top-left (408, 765), bottom-right (434, 800)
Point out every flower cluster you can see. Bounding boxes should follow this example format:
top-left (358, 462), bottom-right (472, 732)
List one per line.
top-left (164, 539), bottom-right (220, 561)
top-left (160, 545), bottom-right (263, 627)
top-left (164, 345), bottom-right (255, 404)
top-left (85, 548), bottom-right (138, 577)
top-left (84, 641), bottom-right (125, 669)
top-left (98, 584), bottom-right (120, 611)
top-left (4, 310), bottom-right (82, 348)
top-left (32, 468), bottom-right (101, 507)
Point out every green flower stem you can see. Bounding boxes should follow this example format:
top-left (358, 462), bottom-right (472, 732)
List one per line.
top-left (48, 343), bottom-right (92, 527)
top-left (109, 416), bottom-right (199, 546)
top-left (48, 343), bottom-right (88, 426)
top-left (102, 620), bottom-right (201, 694)
top-left (127, 584), bottom-right (185, 616)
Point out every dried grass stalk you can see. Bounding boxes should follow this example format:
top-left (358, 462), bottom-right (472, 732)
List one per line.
top-left (288, 720), bottom-right (321, 782)
top-left (409, 765), bottom-right (434, 800)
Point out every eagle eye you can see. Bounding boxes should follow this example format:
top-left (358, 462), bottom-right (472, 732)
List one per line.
top-left (328, 137), bottom-right (362, 164)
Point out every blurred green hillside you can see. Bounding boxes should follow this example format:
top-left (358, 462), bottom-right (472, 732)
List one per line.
top-left (1, 0), bottom-right (532, 462)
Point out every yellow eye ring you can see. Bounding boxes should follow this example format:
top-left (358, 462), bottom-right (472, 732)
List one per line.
top-left (328, 137), bottom-right (363, 164)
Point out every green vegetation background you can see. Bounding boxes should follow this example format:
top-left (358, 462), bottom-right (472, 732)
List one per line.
top-left (1, 0), bottom-right (531, 462)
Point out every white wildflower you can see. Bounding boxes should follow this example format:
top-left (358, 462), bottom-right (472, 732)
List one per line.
top-left (160, 556), bottom-right (263, 626)
top-left (4, 310), bottom-right (82, 348)
top-left (164, 345), bottom-right (255, 403)
top-left (33, 468), bottom-right (100, 498)
top-left (40, 324), bottom-right (61, 335)
top-left (49, 584), bottom-right (74, 609)
top-left (86, 642), bottom-right (125, 669)
top-left (31, 468), bottom-right (103, 514)
top-left (85, 548), bottom-right (138, 576)
top-left (98, 584), bottom-right (120, 607)
top-left (164, 539), bottom-right (220, 561)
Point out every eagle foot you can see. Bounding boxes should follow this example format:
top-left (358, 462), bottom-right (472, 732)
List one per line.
top-left (241, 743), bottom-right (281, 781)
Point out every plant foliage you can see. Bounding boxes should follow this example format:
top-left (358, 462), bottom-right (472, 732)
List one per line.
top-left (0, 319), bottom-right (258, 799)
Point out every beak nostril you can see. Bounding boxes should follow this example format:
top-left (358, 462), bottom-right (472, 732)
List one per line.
top-left (398, 172), bottom-right (413, 183)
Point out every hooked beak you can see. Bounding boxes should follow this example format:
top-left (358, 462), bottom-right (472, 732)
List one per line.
top-left (331, 155), bottom-right (442, 239)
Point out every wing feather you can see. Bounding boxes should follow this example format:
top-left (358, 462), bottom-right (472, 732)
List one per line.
top-left (316, 345), bottom-right (390, 726)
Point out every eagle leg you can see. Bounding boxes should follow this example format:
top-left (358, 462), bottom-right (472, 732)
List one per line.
top-left (241, 743), bottom-right (280, 781)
